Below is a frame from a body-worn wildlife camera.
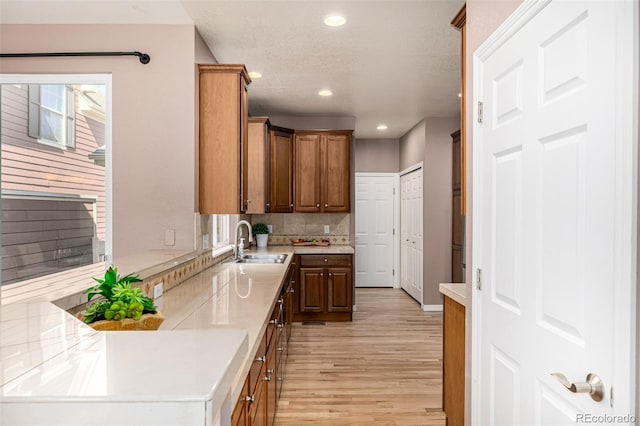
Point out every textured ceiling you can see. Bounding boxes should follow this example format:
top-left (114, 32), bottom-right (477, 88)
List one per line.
top-left (0, 0), bottom-right (464, 138)
top-left (184, 0), bottom-right (463, 138)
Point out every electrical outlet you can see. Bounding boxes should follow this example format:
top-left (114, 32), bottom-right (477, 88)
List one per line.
top-left (154, 282), bottom-right (164, 299)
top-left (267, 224), bottom-right (273, 233)
top-left (202, 234), bottom-right (210, 249)
top-left (324, 225), bottom-right (330, 234)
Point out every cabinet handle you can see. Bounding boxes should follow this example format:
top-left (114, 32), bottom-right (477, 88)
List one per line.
top-left (329, 272), bottom-right (332, 277)
top-left (324, 203), bottom-right (328, 208)
top-left (277, 324), bottom-right (284, 329)
top-left (267, 369), bottom-right (274, 374)
top-left (255, 356), bottom-right (265, 363)
top-left (277, 377), bottom-right (284, 382)
top-left (277, 347), bottom-right (284, 352)
top-left (264, 375), bottom-right (272, 382)
top-left (244, 395), bottom-right (255, 403)
top-left (316, 203), bottom-right (320, 208)
top-left (321, 273), bottom-right (324, 277)
top-left (290, 288), bottom-right (295, 293)
top-left (269, 319), bottom-right (276, 324)
top-left (324, 258), bottom-right (328, 262)
top-left (290, 203), bottom-right (294, 208)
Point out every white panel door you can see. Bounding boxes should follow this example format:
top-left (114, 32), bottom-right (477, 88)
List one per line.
top-left (355, 174), bottom-right (395, 287)
top-left (474, 1), bottom-right (636, 425)
top-left (400, 168), bottom-right (423, 304)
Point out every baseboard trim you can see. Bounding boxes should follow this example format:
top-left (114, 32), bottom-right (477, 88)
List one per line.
top-left (422, 304), bottom-right (443, 312)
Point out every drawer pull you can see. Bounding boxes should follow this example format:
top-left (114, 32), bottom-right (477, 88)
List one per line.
top-left (267, 369), bottom-right (274, 374)
top-left (277, 324), bottom-right (284, 329)
top-left (277, 377), bottom-right (284, 382)
top-left (243, 395), bottom-right (255, 403)
top-left (324, 258), bottom-right (328, 262)
top-left (264, 375), bottom-right (272, 382)
top-left (269, 319), bottom-right (276, 325)
top-left (277, 347), bottom-right (284, 352)
top-left (324, 203), bottom-right (328, 208)
top-left (255, 356), bottom-right (265, 363)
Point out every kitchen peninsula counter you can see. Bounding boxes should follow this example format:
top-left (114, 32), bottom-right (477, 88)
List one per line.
top-left (0, 245), bottom-right (353, 426)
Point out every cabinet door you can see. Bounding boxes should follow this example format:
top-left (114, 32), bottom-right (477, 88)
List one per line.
top-left (270, 129), bottom-right (294, 213)
top-left (327, 267), bottom-right (352, 312)
top-left (232, 378), bottom-right (249, 426)
top-left (299, 267), bottom-right (325, 313)
top-left (247, 118), bottom-right (269, 214)
top-left (322, 134), bottom-right (350, 212)
top-left (249, 379), bottom-right (266, 426)
top-left (198, 65), bottom-right (250, 214)
top-left (294, 134), bottom-right (321, 212)
top-left (266, 331), bottom-right (278, 426)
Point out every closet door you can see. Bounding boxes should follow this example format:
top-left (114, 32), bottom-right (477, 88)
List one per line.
top-left (400, 168), bottom-right (423, 305)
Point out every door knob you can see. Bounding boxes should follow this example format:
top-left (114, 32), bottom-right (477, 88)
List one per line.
top-left (551, 373), bottom-right (605, 402)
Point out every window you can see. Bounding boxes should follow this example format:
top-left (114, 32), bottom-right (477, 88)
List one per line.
top-left (212, 215), bottom-right (230, 248)
top-left (28, 84), bottom-right (76, 148)
top-left (1, 75), bottom-right (111, 285)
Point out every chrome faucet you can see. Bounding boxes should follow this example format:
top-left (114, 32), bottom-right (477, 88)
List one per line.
top-left (234, 220), bottom-right (253, 259)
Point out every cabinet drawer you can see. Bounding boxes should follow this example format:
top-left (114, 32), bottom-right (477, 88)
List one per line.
top-left (299, 254), bottom-right (352, 267)
top-left (249, 333), bottom-right (267, 395)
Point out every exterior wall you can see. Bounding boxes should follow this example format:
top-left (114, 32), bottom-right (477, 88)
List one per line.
top-left (0, 24), bottom-right (205, 258)
top-left (464, 2), bottom-right (524, 424)
top-left (423, 117), bottom-right (458, 305)
top-left (354, 138), bottom-right (399, 173)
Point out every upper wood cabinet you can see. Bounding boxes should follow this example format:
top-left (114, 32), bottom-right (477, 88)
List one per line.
top-left (294, 130), bottom-right (351, 213)
top-left (269, 127), bottom-right (294, 213)
top-left (247, 119), bottom-right (294, 214)
top-left (199, 64), bottom-right (251, 214)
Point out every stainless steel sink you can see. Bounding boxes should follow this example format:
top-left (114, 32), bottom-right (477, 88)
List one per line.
top-left (234, 253), bottom-right (288, 264)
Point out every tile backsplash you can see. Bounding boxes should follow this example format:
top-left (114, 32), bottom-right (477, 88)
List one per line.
top-left (250, 213), bottom-right (350, 245)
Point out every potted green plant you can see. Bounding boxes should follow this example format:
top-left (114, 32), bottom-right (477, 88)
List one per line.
top-left (78, 266), bottom-right (164, 331)
top-left (252, 223), bottom-right (270, 248)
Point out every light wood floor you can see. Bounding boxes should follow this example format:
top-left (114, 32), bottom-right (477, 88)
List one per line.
top-left (275, 288), bottom-right (445, 426)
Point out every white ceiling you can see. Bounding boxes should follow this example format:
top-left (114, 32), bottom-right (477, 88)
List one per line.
top-left (0, 0), bottom-right (464, 139)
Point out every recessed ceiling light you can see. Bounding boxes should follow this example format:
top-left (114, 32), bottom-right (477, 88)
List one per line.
top-left (324, 15), bottom-right (347, 27)
top-left (249, 71), bottom-right (262, 79)
top-left (318, 89), bottom-right (333, 97)
top-left (376, 124), bottom-right (388, 131)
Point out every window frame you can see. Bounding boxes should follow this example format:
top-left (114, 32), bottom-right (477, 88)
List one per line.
top-left (211, 214), bottom-right (230, 248)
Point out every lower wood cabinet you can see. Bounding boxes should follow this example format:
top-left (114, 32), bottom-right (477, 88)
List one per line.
top-left (443, 295), bottom-right (465, 426)
top-left (294, 254), bottom-right (353, 322)
top-left (232, 263), bottom-right (293, 426)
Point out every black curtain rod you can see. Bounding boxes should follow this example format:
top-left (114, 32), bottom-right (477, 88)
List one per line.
top-left (0, 51), bottom-right (151, 64)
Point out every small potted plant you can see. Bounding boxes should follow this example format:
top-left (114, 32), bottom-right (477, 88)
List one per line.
top-left (78, 266), bottom-right (164, 331)
top-left (252, 223), bottom-right (270, 248)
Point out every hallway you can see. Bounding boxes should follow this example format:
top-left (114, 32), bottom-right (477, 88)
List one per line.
top-left (275, 288), bottom-right (445, 425)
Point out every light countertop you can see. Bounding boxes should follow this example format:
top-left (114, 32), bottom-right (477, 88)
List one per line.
top-left (439, 283), bottom-right (467, 307)
top-left (0, 244), bottom-right (354, 425)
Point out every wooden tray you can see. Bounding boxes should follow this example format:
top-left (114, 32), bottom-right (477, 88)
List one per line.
top-left (291, 241), bottom-right (331, 246)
